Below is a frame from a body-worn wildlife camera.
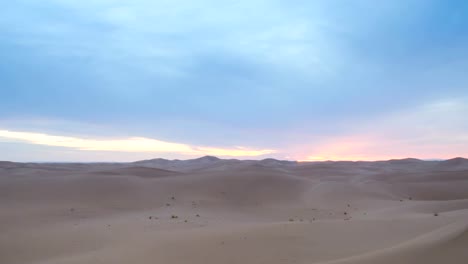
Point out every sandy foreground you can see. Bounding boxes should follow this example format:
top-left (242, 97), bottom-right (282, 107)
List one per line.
top-left (1, 156), bottom-right (468, 264)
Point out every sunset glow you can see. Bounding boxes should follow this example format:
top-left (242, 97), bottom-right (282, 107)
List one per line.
top-left (0, 130), bottom-right (276, 158)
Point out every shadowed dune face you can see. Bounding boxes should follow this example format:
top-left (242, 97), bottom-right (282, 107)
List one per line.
top-left (1, 157), bottom-right (468, 264)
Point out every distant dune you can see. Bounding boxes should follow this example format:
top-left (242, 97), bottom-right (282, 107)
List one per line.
top-left (1, 157), bottom-right (468, 264)
top-left (94, 166), bottom-right (180, 178)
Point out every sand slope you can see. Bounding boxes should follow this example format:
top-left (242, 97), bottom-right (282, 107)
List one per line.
top-left (1, 157), bottom-right (468, 264)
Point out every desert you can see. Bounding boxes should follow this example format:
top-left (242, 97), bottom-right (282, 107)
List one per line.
top-left (2, 0), bottom-right (468, 263)
top-left (1, 156), bottom-right (468, 264)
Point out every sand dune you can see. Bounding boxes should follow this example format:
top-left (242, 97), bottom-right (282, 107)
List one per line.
top-left (94, 166), bottom-right (180, 178)
top-left (1, 157), bottom-right (468, 264)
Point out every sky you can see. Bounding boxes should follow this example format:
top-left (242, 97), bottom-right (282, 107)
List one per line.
top-left (1, 0), bottom-right (468, 162)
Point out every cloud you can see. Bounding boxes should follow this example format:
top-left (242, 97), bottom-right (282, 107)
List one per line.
top-left (1, 1), bottom-right (468, 161)
top-left (298, 98), bottom-right (468, 161)
top-left (0, 129), bottom-right (276, 157)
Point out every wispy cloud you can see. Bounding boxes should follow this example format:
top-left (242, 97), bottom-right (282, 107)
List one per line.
top-left (0, 129), bottom-right (276, 157)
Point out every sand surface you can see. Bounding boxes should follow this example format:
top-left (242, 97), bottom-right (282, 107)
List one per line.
top-left (1, 156), bottom-right (468, 264)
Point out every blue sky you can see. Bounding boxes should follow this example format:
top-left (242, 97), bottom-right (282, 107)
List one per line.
top-left (1, 0), bottom-right (468, 161)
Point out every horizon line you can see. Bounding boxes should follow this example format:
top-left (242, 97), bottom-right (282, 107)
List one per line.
top-left (1, 156), bottom-right (466, 164)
